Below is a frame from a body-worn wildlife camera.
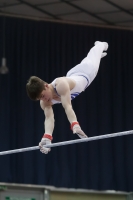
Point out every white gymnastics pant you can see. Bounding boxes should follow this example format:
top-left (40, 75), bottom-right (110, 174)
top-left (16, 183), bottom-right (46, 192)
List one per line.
top-left (66, 42), bottom-right (106, 87)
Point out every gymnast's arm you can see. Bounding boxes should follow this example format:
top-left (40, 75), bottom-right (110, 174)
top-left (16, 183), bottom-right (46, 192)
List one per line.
top-left (56, 78), bottom-right (87, 138)
top-left (39, 101), bottom-right (54, 154)
top-left (40, 101), bottom-right (55, 135)
top-left (56, 79), bottom-right (77, 123)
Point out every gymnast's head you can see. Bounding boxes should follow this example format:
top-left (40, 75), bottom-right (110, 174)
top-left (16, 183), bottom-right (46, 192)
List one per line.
top-left (26, 76), bottom-right (48, 101)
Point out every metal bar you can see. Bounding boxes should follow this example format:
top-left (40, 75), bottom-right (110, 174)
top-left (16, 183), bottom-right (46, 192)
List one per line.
top-left (0, 130), bottom-right (133, 156)
top-left (61, 0), bottom-right (114, 25)
top-left (105, 0), bottom-right (133, 17)
top-left (18, 0), bottom-right (59, 19)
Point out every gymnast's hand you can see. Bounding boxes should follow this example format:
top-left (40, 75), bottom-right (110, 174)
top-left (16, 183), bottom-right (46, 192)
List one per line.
top-left (71, 122), bottom-right (88, 138)
top-left (39, 134), bottom-right (53, 154)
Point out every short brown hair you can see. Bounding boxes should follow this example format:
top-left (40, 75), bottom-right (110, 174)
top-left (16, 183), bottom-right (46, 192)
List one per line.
top-left (26, 76), bottom-right (47, 100)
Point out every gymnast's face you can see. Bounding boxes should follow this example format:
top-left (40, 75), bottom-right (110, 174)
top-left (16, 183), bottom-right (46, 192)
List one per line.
top-left (39, 84), bottom-right (52, 102)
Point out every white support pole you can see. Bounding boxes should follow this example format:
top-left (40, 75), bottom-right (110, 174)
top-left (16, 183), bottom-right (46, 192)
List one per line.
top-left (0, 130), bottom-right (133, 156)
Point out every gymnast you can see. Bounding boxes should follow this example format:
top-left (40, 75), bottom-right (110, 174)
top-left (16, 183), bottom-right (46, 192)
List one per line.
top-left (26, 41), bottom-right (108, 154)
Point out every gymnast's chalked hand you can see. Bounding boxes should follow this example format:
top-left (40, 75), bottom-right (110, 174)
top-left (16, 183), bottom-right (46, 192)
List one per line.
top-left (71, 122), bottom-right (88, 139)
top-left (39, 134), bottom-right (53, 154)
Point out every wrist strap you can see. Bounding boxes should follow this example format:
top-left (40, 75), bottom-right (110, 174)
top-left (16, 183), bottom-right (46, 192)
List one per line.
top-left (71, 122), bottom-right (79, 130)
top-left (43, 134), bottom-right (53, 140)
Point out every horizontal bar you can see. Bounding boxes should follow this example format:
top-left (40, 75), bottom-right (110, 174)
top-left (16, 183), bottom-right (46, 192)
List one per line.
top-left (0, 130), bottom-right (133, 156)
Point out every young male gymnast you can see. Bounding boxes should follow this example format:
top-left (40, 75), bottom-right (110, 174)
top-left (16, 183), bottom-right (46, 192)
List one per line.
top-left (26, 41), bottom-right (108, 154)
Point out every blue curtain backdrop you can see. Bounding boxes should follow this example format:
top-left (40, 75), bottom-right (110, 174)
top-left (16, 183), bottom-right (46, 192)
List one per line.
top-left (0, 16), bottom-right (133, 192)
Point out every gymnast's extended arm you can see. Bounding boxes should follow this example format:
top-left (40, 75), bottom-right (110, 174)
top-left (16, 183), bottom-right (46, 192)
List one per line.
top-left (56, 78), bottom-right (87, 138)
top-left (39, 101), bottom-right (54, 154)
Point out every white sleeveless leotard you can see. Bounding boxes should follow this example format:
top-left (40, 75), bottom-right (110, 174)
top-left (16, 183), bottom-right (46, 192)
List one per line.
top-left (51, 42), bottom-right (106, 105)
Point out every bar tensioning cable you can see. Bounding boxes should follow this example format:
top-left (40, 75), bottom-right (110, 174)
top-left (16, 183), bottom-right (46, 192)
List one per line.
top-left (0, 130), bottom-right (133, 156)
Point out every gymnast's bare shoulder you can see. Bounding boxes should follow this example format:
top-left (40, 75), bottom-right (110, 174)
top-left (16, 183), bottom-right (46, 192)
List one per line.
top-left (54, 76), bottom-right (76, 91)
top-left (40, 100), bottom-right (52, 111)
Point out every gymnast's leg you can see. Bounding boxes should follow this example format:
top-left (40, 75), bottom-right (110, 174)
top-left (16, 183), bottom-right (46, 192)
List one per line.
top-left (81, 41), bottom-right (108, 73)
top-left (66, 41), bottom-right (109, 85)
